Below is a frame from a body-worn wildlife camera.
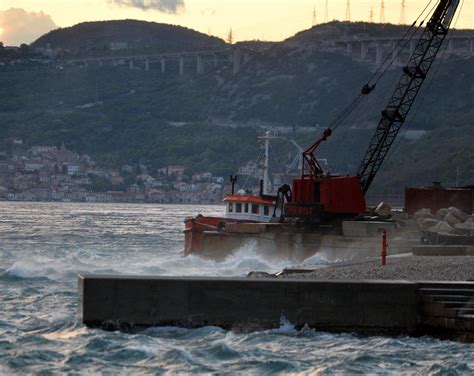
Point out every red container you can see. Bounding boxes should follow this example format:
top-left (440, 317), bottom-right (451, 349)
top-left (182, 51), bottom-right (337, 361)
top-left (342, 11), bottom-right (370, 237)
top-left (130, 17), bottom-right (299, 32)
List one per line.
top-left (320, 176), bottom-right (366, 214)
top-left (291, 176), bottom-right (366, 214)
top-left (405, 186), bottom-right (473, 215)
top-left (292, 178), bottom-right (318, 204)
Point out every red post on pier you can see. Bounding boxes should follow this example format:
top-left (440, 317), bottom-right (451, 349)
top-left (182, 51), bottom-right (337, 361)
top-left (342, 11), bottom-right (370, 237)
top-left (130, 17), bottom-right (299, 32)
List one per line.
top-left (381, 228), bottom-right (388, 266)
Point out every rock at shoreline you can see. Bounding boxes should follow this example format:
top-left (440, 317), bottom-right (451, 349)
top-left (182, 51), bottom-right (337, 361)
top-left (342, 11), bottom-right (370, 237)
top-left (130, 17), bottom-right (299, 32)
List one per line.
top-left (375, 202), bottom-right (392, 218)
top-left (448, 207), bottom-right (469, 222)
top-left (247, 271), bottom-right (277, 279)
top-left (445, 213), bottom-right (462, 227)
top-left (454, 222), bottom-right (474, 235)
top-left (415, 208), bottom-right (433, 219)
top-left (429, 221), bottom-right (454, 234)
top-left (436, 208), bottom-right (449, 219)
top-left (417, 217), bottom-right (441, 231)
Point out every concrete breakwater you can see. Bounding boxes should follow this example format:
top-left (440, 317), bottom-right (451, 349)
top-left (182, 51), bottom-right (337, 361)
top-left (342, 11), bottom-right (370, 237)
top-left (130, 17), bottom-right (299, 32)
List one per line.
top-left (78, 275), bottom-right (473, 341)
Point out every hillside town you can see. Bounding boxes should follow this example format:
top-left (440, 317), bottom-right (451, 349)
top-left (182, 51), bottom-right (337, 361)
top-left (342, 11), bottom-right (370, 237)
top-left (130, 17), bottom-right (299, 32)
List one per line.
top-left (0, 139), bottom-right (227, 204)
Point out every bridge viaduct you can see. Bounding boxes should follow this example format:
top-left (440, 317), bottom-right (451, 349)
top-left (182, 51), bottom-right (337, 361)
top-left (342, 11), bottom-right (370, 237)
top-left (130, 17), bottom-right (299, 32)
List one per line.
top-left (64, 35), bottom-right (474, 75)
top-left (65, 48), bottom-right (247, 75)
top-left (336, 35), bottom-right (474, 66)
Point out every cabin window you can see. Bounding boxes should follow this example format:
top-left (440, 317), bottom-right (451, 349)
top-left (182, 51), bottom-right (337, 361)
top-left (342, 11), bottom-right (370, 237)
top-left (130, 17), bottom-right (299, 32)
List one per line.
top-left (264, 205), bottom-right (269, 216)
top-left (236, 203), bottom-right (242, 213)
top-left (228, 203), bottom-right (233, 213)
top-left (252, 204), bottom-right (259, 214)
top-left (244, 203), bottom-right (249, 213)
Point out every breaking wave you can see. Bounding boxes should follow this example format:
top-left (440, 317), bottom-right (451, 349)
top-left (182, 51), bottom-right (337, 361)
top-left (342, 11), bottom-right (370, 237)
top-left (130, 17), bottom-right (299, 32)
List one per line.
top-left (2, 261), bottom-right (55, 280)
top-left (152, 241), bottom-right (294, 277)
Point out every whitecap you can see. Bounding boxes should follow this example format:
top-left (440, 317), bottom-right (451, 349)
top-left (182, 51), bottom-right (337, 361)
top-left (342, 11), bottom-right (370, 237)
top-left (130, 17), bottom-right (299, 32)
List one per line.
top-left (302, 252), bottom-right (335, 266)
top-left (3, 262), bottom-right (43, 279)
top-left (125, 345), bottom-right (158, 358)
top-left (143, 326), bottom-right (191, 338)
top-left (271, 316), bottom-right (298, 335)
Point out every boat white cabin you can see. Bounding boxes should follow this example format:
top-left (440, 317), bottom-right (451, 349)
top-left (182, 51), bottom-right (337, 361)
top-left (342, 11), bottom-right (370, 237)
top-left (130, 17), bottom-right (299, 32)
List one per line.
top-left (223, 192), bottom-right (281, 223)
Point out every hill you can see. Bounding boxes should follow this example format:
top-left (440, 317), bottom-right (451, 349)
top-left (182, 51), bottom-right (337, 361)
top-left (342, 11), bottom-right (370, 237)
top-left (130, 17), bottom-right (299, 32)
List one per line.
top-left (1, 21), bottom-right (473, 192)
top-left (32, 20), bottom-right (226, 55)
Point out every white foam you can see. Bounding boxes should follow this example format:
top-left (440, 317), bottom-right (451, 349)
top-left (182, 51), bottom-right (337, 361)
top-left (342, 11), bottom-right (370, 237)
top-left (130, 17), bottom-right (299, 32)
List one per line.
top-left (213, 241), bottom-right (294, 276)
top-left (139, 240), bottom-right (294, 278)
top-left (126, 345), bottom-right (158, 357)
top-left (271, 316), bottom-right (298, 335)
top-left (4, 262), bottom-right (40, 279)
top-left (143, 326), bottom-right (190, 336)
top-left (302, 252), bottom-right (334, 266)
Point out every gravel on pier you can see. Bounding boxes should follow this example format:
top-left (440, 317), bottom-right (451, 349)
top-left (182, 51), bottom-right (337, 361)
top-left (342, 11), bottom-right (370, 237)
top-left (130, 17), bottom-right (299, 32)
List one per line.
top-left (282, 256), bottom-right (474, 281)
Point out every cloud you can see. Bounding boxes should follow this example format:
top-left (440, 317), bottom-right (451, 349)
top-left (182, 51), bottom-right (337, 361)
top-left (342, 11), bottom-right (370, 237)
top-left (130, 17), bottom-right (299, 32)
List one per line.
top-left (109, 0), bottom-right (185, 14)
top-left (0, 8), bottom-right (56, 46)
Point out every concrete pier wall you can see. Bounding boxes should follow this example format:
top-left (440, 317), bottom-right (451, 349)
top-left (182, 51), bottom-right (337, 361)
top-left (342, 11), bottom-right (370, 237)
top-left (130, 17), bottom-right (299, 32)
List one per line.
top-left (78, 275), bottom-right (420, 334)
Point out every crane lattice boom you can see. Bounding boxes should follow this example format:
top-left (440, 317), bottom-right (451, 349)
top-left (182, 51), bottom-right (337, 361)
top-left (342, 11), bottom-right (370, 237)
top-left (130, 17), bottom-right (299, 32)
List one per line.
top-left (357, 0), bottom-right (460, 194)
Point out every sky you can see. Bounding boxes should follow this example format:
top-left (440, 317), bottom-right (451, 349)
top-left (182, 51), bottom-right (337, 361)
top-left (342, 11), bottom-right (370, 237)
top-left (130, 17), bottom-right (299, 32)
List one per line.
top-left (0, 0), bottom-right (473, 45)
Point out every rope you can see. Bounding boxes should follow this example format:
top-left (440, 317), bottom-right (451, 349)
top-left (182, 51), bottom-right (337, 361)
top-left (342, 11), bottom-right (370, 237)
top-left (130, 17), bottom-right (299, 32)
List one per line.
top-left (328, 1), bottom-right (437, 135)
top-left (367, 0), bottom-right (436, 86)
top-left (241, 149), bottom-right (263, 191)
top-left (338, 95), bottom-right (371, 169)
top-left (370, 26), bottom-right (421, 86)
top-left (381, 0), bottom-right (465, 168)
top-left (269, 141), bottom-right (290, 185)
top-left (329, 94), bottom-right (364, 132)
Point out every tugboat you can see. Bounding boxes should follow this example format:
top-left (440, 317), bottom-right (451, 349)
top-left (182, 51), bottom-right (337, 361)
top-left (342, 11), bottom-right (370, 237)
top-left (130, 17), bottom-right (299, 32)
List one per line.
top-left (184, 131), bottom-right (282, 256)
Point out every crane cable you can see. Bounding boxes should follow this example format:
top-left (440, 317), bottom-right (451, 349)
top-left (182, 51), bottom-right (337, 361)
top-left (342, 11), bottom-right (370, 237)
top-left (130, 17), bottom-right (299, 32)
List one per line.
top-left (366, 0), bottom-right (437, 87)
top-left (381, 0), bottom-right (465, 169)
top-left (240, 149), bottom-right (264, 191)
top-left (268, 141), bottom-right (290, 186)
top-left (329, 0), bottom-right (437, 134)
top-left (330, 94), bottom-right (365, 132)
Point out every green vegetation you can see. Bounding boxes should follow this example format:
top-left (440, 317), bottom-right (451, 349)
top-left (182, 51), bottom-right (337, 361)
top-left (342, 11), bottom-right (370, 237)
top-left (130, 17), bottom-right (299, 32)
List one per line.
top-left (0, 21), bottom-right (472, 190)
top-left (88, 175), bottom-right (121, 192)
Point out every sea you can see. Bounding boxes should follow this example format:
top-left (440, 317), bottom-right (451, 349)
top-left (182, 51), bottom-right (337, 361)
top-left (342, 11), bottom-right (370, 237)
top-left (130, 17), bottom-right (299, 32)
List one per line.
top-left (0, 201), bottom-right (473, 375)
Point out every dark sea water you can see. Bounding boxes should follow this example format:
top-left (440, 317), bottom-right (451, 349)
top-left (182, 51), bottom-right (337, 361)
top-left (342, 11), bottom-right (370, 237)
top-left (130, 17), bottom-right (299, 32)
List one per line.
top-left (0, 201), bottom-right (473, 375)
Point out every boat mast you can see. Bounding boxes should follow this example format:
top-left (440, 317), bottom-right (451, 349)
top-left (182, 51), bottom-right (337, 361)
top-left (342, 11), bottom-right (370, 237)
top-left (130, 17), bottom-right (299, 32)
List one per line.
top-left (259, 130), bottom-right (277, 195)
top-left (263, 131), bottom-right (270, 194)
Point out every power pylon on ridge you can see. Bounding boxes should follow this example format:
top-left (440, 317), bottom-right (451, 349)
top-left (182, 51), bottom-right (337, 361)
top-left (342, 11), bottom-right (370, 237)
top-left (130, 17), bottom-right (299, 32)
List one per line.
top-left (312, 5), bottom-right (317, 26)
top-left (369, 6), bottom-right (374, 23)
top-left (345, 0), bottom-right (351, 22)
top-left (227, 28), bottom-right (233, 45)
top-left (324, 0), bottom-right (329, 23)
top-left (399, 0), bottom-right (407, 25)
top-left (380, 0), bottom-right (386, 24)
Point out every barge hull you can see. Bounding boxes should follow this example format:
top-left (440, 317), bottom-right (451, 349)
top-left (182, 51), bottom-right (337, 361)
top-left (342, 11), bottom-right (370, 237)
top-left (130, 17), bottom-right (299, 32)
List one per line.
top-left (195, 222), bottom-right (417, 262)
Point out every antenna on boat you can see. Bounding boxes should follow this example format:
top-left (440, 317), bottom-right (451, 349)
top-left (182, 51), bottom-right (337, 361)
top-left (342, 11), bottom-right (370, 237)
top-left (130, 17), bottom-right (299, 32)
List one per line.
top-left (258, 131), bottom-right (278, 195)
top-left (230, 175), bottom-right (237, 195)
